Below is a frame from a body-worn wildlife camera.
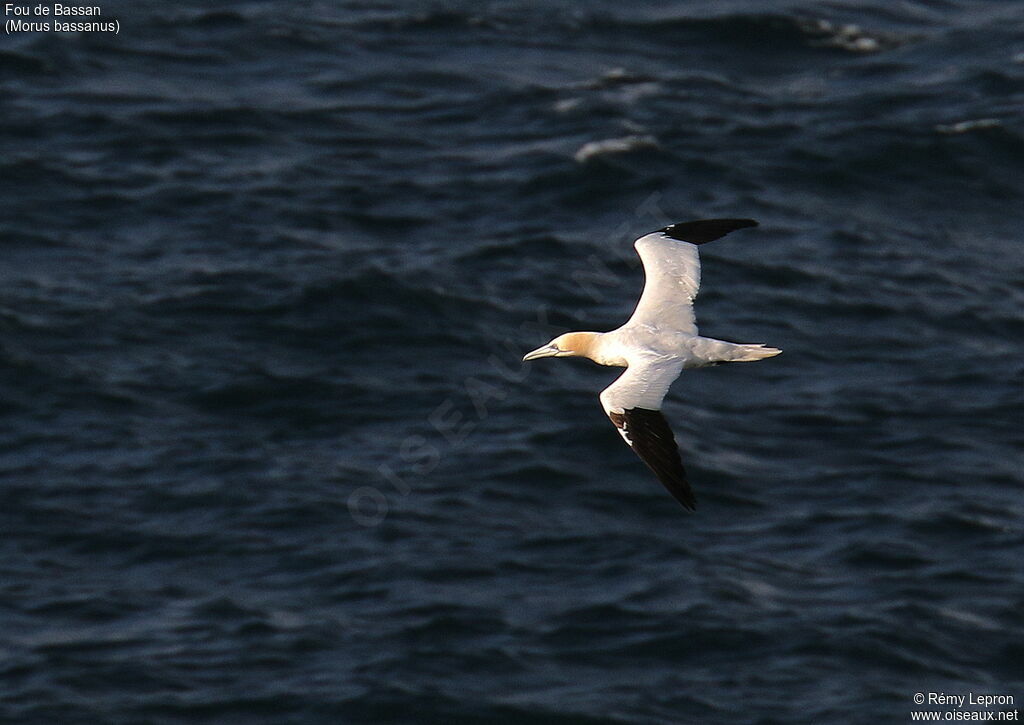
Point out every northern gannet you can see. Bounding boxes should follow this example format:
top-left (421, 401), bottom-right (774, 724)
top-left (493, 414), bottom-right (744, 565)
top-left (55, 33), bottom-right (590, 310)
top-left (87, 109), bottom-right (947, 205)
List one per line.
top-left (522, 219), bottom-right (780, 511)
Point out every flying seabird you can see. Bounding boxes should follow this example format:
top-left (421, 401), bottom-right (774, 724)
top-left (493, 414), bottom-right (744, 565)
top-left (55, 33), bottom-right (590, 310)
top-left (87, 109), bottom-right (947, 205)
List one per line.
top-left (522, 219), bottom-right (780, 511)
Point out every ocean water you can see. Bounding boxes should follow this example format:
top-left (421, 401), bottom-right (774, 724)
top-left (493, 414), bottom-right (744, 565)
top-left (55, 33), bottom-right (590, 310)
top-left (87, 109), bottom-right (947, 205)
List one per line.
top-left (2, 1), bottom-right (1023, 723)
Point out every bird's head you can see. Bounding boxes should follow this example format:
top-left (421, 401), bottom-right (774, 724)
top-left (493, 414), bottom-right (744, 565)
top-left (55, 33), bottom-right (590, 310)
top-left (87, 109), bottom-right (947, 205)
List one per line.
top-left (522, 332), bottom-right (599, 362)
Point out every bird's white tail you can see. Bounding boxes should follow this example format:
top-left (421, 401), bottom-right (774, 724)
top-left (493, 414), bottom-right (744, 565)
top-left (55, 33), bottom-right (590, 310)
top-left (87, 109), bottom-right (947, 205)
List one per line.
top-left (727, 343), bottom-right (782, 362)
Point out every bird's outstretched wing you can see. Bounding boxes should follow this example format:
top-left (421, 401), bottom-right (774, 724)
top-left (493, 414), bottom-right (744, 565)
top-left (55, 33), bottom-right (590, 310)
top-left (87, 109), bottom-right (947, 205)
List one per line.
top-left (626, 218), bottom-right (758, 335)
top-left (599, 359), bottom-right (694, 510)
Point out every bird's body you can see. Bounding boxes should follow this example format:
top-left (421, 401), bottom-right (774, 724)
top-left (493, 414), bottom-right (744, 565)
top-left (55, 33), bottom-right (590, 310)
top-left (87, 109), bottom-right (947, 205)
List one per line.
top-left (522, 218), bottom-right (780, 511)
top-left (581, 327), bottom-right (774, 369)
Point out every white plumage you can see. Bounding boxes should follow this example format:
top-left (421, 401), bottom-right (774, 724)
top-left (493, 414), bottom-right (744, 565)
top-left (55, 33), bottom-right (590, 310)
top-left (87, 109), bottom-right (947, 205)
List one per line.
top-left (523, 218), bottom-right (781, 511)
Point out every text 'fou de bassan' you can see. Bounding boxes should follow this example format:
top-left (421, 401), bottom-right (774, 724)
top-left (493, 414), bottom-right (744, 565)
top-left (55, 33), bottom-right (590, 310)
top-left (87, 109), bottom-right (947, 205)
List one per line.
top-left (5, 4), bottom-right (118, 33)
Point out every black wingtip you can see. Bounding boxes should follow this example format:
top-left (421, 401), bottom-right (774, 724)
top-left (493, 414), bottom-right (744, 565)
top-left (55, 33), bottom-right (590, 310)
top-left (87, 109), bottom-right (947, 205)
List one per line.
top-left (620, 408), bottom-right (697, 513)
top-left (658, 218), bottom-right (758, 245)
top-left (676, 492), bottom-right (697, 512)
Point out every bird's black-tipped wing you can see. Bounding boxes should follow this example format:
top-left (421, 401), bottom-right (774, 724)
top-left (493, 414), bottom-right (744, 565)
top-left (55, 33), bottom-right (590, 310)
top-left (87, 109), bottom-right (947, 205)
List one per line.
top-left (607, 407), bottom-right (696, 511)
top-left (659, 218), bottom-right (758, 245)
top-left (629, 218), bottom-right (759, 335)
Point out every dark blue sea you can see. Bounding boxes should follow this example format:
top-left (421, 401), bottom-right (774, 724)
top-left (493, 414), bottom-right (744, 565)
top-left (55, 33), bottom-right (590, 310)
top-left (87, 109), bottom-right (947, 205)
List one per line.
top-left (2, 1), bottom-right (1023, 723)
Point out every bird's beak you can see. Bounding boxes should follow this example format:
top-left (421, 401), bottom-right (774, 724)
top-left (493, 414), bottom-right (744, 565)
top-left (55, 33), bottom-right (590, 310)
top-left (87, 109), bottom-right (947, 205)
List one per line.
top-left (522, 343), bottom-right (560, 362)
